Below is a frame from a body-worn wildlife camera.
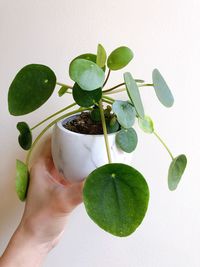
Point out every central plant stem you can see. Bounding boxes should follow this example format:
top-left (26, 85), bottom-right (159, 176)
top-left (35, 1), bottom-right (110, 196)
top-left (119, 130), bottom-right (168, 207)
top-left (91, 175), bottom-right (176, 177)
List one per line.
top-left (99, 100), bottom-right (112, 164)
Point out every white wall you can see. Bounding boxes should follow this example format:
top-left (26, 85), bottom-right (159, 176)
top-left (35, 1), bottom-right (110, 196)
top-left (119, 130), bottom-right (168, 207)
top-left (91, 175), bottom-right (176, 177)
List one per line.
top-left (0, 0), bottom-right (200, 266)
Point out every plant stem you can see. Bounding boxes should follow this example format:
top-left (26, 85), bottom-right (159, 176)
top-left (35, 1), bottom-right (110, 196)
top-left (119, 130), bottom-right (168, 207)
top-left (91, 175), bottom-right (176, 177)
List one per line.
top-left (56, 82), bottom-right (73, 89)
top-left (103, 82), bottom-right (125, 93)
top-left (31, 103), bottom-right (77, 130)
top-left (103, 87), bottom-right (126, 95)
top-left (102, 99), bottom-right (113, 105)
top-left (26, 107), bottom-right (90, 166)
top-left (103, 95), bottom-right (115, 102)
top-left (99, 100), bottom-right (112, 164)
top-left (153, 131), bottom-right (174, 160)
top-left (103, 69), bottom-right (111, 87)
top-left (138, 83), bottom-right (154, 87)
top-left (103, 82), bottom-right (153, 95)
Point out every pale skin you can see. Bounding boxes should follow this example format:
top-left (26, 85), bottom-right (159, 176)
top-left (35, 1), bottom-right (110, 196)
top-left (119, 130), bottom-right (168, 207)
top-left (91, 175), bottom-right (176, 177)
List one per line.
top-left (0, 139), bottom-right (83, 267)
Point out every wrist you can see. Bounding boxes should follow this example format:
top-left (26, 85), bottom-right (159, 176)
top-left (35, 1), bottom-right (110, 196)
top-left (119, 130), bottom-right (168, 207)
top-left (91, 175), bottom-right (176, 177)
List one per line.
top-left (0, 223), bottom-right (51, 267)
top-left (17, 221), bottom-right (54, 253)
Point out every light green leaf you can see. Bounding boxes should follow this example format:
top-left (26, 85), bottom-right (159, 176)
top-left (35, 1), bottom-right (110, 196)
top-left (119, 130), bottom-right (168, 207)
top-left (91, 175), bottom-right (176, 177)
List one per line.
top-left (96, 44), bottom-right (107, 68)
top-left (135, 79), bottom-right (145, 83)
top-left (107, 46), bottom-right (133, 70)
top-left (69, 59), bottom-right (105, 91)
top-left (112, 100), bottom-right (136, 128)
top-left (124, 72), bottom-right (145, 118)
top-left (152, 69), bottom-right (174, 107)
top-left (116, 128), bottom-right (138, 153)
top-left (73, 53), bottom-right (97, 62)
top-left (8, 64), bottom-right (56, 116)
top-left (72, 83), bottom-right (102, 107)
top-left (138, 116), bottom-right (154, 134)
top-left (83, 163), bottom-right (149, 237)
top-left (16, 160), bottom-right (29, 201)
top-left (73, 53), bottom-right (106, 72)
top-left (168, 154), bottom-right (187, 191)
top-left (17, 122), bottom-right (32, 150)
top-left (58, 86), bottom-right (70, 97)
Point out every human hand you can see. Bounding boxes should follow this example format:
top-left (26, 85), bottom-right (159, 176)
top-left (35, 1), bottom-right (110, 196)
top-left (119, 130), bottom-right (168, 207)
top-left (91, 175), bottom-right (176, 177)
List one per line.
top-left (21, 137), bottom-right (83, 247)
top-left (0, 138), bottom-right (83, 267)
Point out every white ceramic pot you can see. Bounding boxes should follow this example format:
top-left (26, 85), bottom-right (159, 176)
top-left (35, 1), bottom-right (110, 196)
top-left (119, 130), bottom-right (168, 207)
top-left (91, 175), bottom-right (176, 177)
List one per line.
top-left (51, 115), bottom-right (133, 182)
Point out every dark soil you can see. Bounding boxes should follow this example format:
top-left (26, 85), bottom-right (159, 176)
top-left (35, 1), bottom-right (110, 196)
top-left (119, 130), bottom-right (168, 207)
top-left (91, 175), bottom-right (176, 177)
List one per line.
top-left (63, 112), bottom-right (103, 134)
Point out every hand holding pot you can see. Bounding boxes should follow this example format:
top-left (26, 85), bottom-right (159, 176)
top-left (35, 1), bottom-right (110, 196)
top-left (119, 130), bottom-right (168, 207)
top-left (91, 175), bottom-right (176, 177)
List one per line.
top-left (0, 138), bottom-right (83, 267)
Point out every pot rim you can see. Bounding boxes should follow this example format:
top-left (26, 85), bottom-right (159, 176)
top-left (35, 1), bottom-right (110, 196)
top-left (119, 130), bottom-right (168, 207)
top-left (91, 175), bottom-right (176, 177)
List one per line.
top-left (56, 113), bottom-right (118, 137)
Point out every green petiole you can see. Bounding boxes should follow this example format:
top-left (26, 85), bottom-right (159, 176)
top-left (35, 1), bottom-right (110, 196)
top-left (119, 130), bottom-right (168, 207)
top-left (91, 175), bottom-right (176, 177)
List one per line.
top-left (153, 131), bottom-right (174, 160)
top-left (56, 82), bottom-right (73, 89)
top-left (26, 107), bottom-right (91, 166)
top-left (31, 103), bottom-right (77, 130)
top-left (99, 100), bottom-right (112, 164)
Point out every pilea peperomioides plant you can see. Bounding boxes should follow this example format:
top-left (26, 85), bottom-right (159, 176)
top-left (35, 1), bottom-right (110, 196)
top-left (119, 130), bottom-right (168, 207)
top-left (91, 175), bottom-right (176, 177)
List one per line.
top-left (8, 44), bottom-right (187, 237)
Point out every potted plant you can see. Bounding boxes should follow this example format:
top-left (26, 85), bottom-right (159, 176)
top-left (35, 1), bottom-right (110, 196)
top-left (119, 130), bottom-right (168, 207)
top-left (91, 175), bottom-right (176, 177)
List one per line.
top-left (8, 44), bottom-right (187, 237)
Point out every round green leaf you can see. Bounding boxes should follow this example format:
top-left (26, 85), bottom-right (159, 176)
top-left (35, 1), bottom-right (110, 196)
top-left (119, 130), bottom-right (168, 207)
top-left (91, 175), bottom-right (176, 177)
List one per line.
top-left (116, 128), bottom-right (138, 153)
top-left (106, 118), bottom-right (120, 134)
top-left (138, 116), bottom-right (154, 134)
top-left (124, 72), bottom-right (145, 118)
top-left (72, 83), bottom-right (102, 107)
top-left (107, 46), bottom-right (134, 70)
top-left (90, 108), bottom-right (101, 122)
top-left (69, 59), bottom-right (105, 91)
top-left (17, 122), bottom-right (32, 150)
top-left (96, 44), bottom-right (107, 68)
top-left (83, 163), bottom-right (149, 237)
top-left (8, 64), bottom-right (56, 116)
top-left (73, 53), bottom-right (97, 62)
top-left (112, 100), bottom-right (136, 128)
top-left (16, 160), bottom-right (29, 201)
top-left (152, 69), bottom-right (174, 107)
top-left (73, 53), bottom-right (106, 72)
top-left (168, 154), bottom-right (187, 191)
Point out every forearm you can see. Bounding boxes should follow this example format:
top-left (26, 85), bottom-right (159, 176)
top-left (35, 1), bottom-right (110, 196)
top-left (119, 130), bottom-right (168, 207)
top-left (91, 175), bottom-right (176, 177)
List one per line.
top-left (0, 223), bottom-right (51, 267)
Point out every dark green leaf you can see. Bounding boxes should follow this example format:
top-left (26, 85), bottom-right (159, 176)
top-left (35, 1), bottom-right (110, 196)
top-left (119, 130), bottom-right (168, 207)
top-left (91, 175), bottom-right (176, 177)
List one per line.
top-left (72, 83), bottom-right (102, 107)
top-left (106, 117), bottom-right (120, 134)
top-left (168, 154), bottom-right (187, 191)
top-left (112, 100), bottom-right (136, 128)
top-left (69, 59), bottom-right (105, 91)
top-left (58, 86), bottom-right (70, 97)
top-left (104, 105), bottom-right (112, 118)
top-left (116, 128), bottom-right (138, 153)
top-left (96, 44), bottom-right (107, 68)
top-left (16, 160), bottom-right (29, 201)
top-left (138, 116), bottom-right (154, 134)
top-left (107, 46), bottom-right (134, 70)
top-left (152, 69), bottom-right (174, 107)
top-left (83, 163), bottom-right (149, 237)
top-left (90, 108), bottom-right (101, 122)
top-left (8, 64), bottom-right (56, 116)
top-left (124, 72), bottom-right (145, 118)
top-left (17, 122), bottom-right (32, 150)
